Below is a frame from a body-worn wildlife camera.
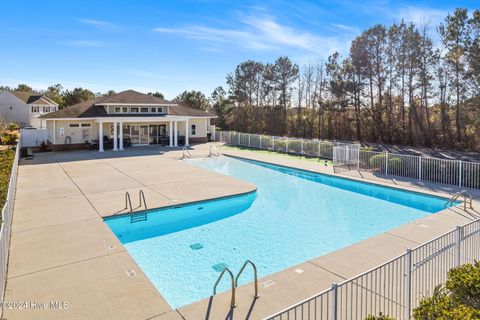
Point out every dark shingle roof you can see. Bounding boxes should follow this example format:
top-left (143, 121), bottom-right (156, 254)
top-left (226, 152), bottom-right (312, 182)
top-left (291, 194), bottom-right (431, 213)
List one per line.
top-left (10, 91), bottom-right (57, 105)
top-left (41, 90), bottom-right (215, 118)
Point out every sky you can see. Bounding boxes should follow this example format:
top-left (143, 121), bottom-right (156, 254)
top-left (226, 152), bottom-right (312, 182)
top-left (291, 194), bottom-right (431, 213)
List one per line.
top-left (0, 0), bottom-right (477, 99)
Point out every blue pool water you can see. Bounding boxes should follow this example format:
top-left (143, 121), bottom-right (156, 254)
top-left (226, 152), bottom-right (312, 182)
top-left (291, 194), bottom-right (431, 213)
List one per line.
top-left (105, 156), bottom-right (449, 308)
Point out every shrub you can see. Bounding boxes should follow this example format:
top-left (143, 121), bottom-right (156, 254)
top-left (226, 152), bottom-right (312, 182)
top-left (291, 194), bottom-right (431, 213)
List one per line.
top-left (368, 153), bottom-right (386, 169)
top-left (388, 157), bottom-right (404, 172)
top-left (7, 123), bottom-right (19, 131)
top-left (446, 261), bottom-right (480, 309)
top-left (365, 312), bottom-right (396, 320)
top-left (0, 149), bottom-right (15, 209)
top-left (1, 133), bottom-right (17, 145)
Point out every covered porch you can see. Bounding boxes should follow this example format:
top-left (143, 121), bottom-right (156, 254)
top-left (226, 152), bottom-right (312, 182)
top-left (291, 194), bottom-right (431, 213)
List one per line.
top-left (97, 119), bottom-right (190, 152)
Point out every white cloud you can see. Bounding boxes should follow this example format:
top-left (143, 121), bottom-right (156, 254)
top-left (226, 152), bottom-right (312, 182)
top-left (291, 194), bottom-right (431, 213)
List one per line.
top-left (153, 13), bottom-right (352, 58)
top-left (78, 18), bottom-right (120, 31)
top-left (388, 6), bottom-right (448, 26)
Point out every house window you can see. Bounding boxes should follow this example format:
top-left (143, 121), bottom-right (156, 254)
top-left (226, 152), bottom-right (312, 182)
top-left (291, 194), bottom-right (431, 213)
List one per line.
top-left (140, 107), bottom-right (149, 113)
top-left (191, 124), bottom-right (196, 135)
top-left (69, 123), bottom-right (79, 128)
top-left (80, 123), bottom-right (91, 127)
top-left (32, 106), bottom-right (39, 113)
top-left (131, 107), bottom-right (139, 113)
top-left (122, 107), bottom-right (128, 113)
top-left (115, 107), bottom-right (121, 113)
top-left (150, 107), bottom-right (156, 112)
top-left (158, 107), bottom-right (163, 113)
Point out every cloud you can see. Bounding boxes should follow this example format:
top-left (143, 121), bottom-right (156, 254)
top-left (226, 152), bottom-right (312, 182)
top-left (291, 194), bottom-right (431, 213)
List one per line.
top-left (387, 6), bottom-right (449, 26)
top-left (153, 13), bottom-right (351, 58)
top-left (78, 18), bottom-right (120, 31)
top-left (64, 40), bottom-right (110, 48)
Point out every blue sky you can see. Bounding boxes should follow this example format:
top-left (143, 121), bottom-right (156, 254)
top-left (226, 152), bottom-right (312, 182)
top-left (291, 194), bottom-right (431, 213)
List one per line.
top-left (0, 0), bottom-right (476, 99)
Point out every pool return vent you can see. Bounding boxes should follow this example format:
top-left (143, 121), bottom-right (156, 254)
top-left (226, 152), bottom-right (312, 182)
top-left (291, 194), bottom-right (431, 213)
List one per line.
top-left (125, 190), bottom-right (148, 223)
top-left (180, 147), bottom-right (191, 160)
top-left (212, 260), bottom-right (259, 309)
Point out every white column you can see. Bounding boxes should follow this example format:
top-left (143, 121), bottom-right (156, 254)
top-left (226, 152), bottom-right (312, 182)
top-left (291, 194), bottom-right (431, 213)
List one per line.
top-left (185, 119), bottom-right (189, 146)
top-left (119, 122), bottom-right (124, 151)
top-left (174, 121), bottom-right (178, 147)
top-left (113, 122), bottom-right (118, 151)
top-left (169, 121), bottom-right (173, 147)
top-left (52, 120), bottom-right (56, 144)
top-left (98, 122), bottom-right (104, 152)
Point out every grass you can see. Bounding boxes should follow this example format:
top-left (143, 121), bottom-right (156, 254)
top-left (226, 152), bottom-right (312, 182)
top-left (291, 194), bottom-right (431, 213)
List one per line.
top-left (0, 149), bottom-right (15, 209)
top-left (221, 145), bottom-right (333, 165)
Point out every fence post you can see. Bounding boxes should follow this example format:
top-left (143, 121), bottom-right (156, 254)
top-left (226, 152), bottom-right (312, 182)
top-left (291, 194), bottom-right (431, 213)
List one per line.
top-left (301, 139), bottom-right (304, 155)
top-left (259, 135), bottom-right (262, 149)
top-left (418, 157), bottom-right (422, 180)
top-left (318, 140), bottom-right (321, 158)
top-left (385, 151), bottom-right (389, 175)
top-left (405, 249), bottom-right (412, 319)
top-left (458, 161), bottom-right (463, 187)
top-left (286, 137), bottom-right (289, 153)
top-left (248, 134), bottom-right (251, 147)
top-left (330, 283), bottom-right (338, 320)
top-left (455, 225), bottom-right (462, 267)
top-left (237, 132), bottom-right (240, 145)
top-left (272, 136), bottom-right (275, 150)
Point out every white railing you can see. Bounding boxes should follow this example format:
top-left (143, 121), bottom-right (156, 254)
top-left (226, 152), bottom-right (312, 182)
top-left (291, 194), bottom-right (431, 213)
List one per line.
top-left (265, 219), bottom-right (480, 320)
top-left (215, 131), bottom-right (360, 160)
top-left (0, 142), bottom-right (20, 314)
top-left (333, 147), bottom-right (480, 190)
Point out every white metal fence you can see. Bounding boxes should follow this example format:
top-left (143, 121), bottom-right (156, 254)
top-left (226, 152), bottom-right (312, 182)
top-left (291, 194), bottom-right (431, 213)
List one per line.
top-left (333, 147), bottom-right (480, 190)
top-left (215, 131), bottom-right (360, 159)
top-left (0, 142), bottom-right (20, 312)
top-left (265, 219), bottom-right (480, 320)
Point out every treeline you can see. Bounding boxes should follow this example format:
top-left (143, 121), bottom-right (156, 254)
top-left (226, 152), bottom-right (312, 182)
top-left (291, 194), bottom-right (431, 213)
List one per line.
top-left (212, 8), bottom-right (480, 151)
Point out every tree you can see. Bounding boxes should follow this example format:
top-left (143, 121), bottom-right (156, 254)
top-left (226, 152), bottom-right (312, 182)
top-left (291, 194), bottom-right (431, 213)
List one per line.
top-left (210, 86), bottom-right (231, 130)
top-left (148, 91), bottom-right (164, 99)
top-left (174, 90), bottom-right (209, 111)
top-left (44, 84), bottom-right (64, 106)
top-left (15, 84), bottom-right (33, 92)
top-left (63, 88), bottom-right (95, 106)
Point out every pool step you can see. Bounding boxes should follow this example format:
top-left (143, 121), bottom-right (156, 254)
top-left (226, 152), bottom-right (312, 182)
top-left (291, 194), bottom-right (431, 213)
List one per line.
top-left (130, 212), bottom-right (147, 223)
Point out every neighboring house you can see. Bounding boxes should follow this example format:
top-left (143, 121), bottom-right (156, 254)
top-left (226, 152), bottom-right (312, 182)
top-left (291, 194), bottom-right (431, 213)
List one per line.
top-left (0, 91), bottom-right (58, 128)
top-left (41, 90), bottom-right (216, 151)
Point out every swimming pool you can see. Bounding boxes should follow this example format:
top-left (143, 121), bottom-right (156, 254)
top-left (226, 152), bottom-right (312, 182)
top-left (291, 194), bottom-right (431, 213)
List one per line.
top-left (105, 156), bottom-right (450, 308)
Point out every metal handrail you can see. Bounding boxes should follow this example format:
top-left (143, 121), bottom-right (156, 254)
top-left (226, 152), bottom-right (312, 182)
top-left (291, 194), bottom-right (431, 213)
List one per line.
top-left (139, 190), bottom-right (147, 210)
top-left (181, 146), bottom-right (191, 159)
top-left (235, 260), bottom-right (259, 299)
top-left (125, 192), bottom-right (133, 212)
top-left (208, 145), bottom-right (221, 157)
top-left (445, 190), bottom-right (474, 211)
top-left (213, 268), bottom-right (236, 308)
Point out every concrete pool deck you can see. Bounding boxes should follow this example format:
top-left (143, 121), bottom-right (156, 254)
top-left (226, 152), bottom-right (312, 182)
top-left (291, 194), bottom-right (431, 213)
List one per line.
top-left (4, 143), bottom-right (480, 319)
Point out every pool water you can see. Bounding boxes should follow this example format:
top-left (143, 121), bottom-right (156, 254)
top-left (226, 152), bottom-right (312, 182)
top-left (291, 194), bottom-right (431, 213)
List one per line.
top-left (105, 156), bottom-right (449, 308)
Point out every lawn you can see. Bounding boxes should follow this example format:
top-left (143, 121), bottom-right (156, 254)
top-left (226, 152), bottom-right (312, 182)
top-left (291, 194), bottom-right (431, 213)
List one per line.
top-left (220, 145), bottom-right (333, 165)
top-left (0, 149), bottom-right (15, 210)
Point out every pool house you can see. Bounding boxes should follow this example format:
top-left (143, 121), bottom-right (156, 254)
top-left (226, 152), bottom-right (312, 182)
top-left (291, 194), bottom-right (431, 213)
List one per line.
top-left (40, 90), bottom-right (216, 151)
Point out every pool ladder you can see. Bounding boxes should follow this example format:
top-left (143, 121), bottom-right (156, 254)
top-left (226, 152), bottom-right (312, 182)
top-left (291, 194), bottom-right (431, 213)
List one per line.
top-left (180, 147), bottom-right (191, 160)
top-left (212, 260), bottom-right (259, 309)
top-left (445, 190), bottom-right (474, 211)
top-left (125, 190), bottom-right (148, 223)
top-left (207, 145), bottom-right (221, 158)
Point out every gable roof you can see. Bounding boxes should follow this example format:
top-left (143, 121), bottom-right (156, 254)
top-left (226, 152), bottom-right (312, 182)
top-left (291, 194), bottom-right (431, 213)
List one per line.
top-left (9, 91), bottom-right (57, 105)
top-left (41, 90), bottom-right (215, 118)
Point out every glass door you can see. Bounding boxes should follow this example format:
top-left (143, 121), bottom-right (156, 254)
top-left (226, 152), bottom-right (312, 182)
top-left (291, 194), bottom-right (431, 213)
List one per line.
top-left (131, 126), bottom-right (140, 145)
top-left (140, 125), bottom-right (149, 144)
top-left (149, 125), bottom-right (158, 144)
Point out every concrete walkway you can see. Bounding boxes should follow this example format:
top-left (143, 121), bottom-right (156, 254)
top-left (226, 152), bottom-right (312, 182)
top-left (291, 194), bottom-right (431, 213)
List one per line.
top-left (4, 143), bottom-right (479, 319)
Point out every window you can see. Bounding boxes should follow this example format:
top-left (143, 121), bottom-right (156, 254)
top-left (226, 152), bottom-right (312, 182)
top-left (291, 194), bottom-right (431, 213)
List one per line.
top-left (150, 107), bottom-right (156, 112)
top-left (69, 123), bottom-right (79, 128)
top-left (157, 107), bottom-right (163, 113)
top-left (191, 124), bottom-right (196, 135)
top-left (131, 107), bottom-right (139, 113)
top-left (140, 107), bottom-right (149, 113)
top-left (80, 123), bottom-right (91, 127)
top-left (115, 107), bottom-right (121, 113)
top-left (122, 107), bottom-right (128, 113)
top-left (32, 106), bottom-right (39, 113)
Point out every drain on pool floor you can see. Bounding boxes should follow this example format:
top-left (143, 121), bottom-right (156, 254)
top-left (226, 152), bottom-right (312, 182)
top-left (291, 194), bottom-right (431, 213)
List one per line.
top-left (189, 243), bottom-right (204, 250)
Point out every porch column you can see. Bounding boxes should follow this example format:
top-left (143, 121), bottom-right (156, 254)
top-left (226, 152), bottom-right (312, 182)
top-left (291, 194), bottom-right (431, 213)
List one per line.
top-left (174, 121), bottom-right (178, 147)
top-left (169, 121), bottom-right (173, 147)
top-left (113, 121), bottom-right (118, 151)
top-left (185, 119), bottom-right (190, 146)
top-left (53, 120), bottom-right (56, 144)
top-left (98, 122), bottom-right (104, 152)
top-left (119, 122), bottom-right (124, 151)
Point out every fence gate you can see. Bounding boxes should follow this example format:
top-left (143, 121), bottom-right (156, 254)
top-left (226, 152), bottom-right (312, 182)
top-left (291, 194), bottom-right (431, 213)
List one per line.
top-left (333, 146), bottom-right (359, 173)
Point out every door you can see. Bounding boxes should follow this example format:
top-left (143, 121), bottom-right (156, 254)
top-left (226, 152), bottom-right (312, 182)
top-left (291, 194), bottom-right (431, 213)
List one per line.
top-left (149, 125), bottom-right (158, 144)
top-left (131, 126), bottom-right (140, 144)
top-left (140, 125), bottom-right (149, 144)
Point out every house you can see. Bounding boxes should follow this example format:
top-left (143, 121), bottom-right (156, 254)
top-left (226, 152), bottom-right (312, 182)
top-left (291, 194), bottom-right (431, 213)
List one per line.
top-left (0, 91), bottom-right (59, 128)
top-left (40, 90), bottom-right (216, 151)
